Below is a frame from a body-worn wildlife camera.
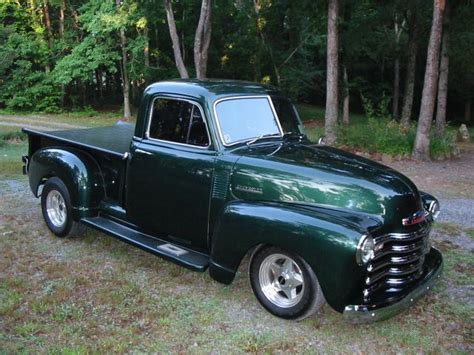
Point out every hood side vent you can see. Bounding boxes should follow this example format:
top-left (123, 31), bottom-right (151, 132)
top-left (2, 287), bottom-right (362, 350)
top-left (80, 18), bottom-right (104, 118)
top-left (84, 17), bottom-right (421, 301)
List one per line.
top-left (212, 170), bottom-right (230, 200)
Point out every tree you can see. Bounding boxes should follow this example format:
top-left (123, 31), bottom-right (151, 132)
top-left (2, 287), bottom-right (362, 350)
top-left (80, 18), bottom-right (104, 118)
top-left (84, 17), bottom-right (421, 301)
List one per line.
top-left (400, 7), bottom-right (419, 127)
top-left (435, 2), bottom-right (450, 137)
top-left (116, 0), bottom-right (131, 120)
top-left (448, 1), bottom-right (474, 124)
top-left (342, 64), bottom-right (349, 124)
top-left (194, 0), bottom-right (212, 79)
top-left (392, 14), bottom-right (404, 120)
top-left (325, 0), bottom-right (339, 145)
top-left (164, 0), bottom-right (189, 78)
top-left (412, 0), bottom-right (446, 161)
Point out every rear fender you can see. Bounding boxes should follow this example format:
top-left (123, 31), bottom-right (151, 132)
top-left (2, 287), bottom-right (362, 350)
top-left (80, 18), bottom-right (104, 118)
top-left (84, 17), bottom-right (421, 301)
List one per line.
top-left (209, 201), bottom-right (377, 312)
top-left (29, 148), bottom-right (105, 220)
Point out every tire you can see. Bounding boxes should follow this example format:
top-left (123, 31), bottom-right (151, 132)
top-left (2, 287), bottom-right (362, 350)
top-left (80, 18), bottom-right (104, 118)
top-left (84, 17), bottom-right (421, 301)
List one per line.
top-left (249, 246), bottom-right (325, 320)
top-left (41, 177), bottom-right (86, 238)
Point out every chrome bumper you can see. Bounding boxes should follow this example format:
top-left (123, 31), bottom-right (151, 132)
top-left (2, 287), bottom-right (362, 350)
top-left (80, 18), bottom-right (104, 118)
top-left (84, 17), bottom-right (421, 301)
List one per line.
top-left (343, 248), bottom-right (443, 323)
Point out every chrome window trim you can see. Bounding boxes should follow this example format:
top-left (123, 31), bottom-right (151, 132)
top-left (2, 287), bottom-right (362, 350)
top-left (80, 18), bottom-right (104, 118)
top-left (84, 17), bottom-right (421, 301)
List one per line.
top-left (146, 96), bottom-right (213, 150)
top-left (213, 95), bottom-right (284, 147)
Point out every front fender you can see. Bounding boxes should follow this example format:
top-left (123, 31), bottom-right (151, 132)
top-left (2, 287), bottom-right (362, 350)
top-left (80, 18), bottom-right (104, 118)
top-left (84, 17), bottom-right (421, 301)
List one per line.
top-left (209, 201), bottom-right (381, 312)
top-left (29, 147), bottom-right (105, 220)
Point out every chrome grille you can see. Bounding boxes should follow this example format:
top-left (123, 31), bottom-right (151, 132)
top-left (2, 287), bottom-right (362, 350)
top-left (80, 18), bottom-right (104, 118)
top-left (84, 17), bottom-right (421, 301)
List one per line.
top-left (363, 226), bottom-right (430, 302)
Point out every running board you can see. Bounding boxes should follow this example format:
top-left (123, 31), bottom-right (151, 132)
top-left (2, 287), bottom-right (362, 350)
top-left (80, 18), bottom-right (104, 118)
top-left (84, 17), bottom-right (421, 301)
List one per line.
top-left (81, 216), bottom-right (209, 272)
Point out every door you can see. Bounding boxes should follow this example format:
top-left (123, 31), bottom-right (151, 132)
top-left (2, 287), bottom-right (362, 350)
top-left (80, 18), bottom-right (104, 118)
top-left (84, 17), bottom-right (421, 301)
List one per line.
top-left (126, 96), bottom-right (215, 251)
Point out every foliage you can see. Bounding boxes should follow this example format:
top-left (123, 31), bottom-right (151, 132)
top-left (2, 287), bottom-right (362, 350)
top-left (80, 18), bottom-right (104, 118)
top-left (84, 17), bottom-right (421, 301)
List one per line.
top-left (53, 37), bottom-right (119, 85)
top-left (338, 118), bottom-right (415, 155)
top-left (360, 93), bottom-right (391, 121)
top-left (0, 0), bottom-right (472, 155)
top-left (337, 117), bottom-right (456, 159)
top-left (0, 130), bottom-right (26, 147)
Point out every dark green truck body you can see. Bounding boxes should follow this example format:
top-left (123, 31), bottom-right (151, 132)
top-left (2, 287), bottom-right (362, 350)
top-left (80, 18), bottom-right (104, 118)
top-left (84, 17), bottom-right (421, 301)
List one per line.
top-left (23, 80), bottom-right (443, 321)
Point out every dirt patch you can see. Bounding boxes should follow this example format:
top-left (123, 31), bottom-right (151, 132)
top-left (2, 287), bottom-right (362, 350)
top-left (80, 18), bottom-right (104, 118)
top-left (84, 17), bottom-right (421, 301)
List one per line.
top-left (1, 115), bottom-right (83, 131)
top-left (386, 144), bottom-right (474, 199)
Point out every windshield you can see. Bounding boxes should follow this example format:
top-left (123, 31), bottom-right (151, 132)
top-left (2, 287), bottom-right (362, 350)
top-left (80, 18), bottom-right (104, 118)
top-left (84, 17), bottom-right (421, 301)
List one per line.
top-left (270, 96), bottom-right (303, 135)
top-left (215, 97), bottom-right (282, 145)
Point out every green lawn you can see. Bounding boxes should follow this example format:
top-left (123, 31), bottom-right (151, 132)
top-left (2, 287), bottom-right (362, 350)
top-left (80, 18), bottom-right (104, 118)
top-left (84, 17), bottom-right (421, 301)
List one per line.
top-left (0, 142), bottom-right (26, 178)
top-left (0, 108), bottom-right (472, 352)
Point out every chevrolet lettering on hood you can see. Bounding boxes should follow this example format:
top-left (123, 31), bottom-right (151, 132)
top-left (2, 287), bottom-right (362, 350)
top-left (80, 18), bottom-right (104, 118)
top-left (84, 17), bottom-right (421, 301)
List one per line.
top-left (234, 185), bottom-right (263, 195)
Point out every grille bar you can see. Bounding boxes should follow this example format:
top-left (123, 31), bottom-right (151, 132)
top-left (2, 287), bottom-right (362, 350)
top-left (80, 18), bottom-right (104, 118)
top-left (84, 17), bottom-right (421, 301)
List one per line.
top-left (363, 225), bottom-right (430, 302)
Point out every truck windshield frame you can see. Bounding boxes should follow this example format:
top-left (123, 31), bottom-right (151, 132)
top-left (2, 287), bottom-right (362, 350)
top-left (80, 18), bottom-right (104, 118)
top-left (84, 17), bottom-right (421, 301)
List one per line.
top-left (213, 95), bottom-right (284, 147)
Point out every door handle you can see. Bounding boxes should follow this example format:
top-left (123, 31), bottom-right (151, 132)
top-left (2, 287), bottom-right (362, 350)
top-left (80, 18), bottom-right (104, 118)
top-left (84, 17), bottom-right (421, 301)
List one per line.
top-left (134, 148), bottom-right (153, 156)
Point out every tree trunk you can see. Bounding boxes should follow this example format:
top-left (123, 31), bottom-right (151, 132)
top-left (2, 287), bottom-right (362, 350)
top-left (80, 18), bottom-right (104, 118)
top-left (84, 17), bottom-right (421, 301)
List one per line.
top-left (465, 99), bottom-right (472, 122)
top-left (392, 16), bottom-right (403, 120)
top-left (342, 65), bottom-right (350, 125)
top-left (253, 0), bottom-right (280, 86)
top-left (194, 0), bottom-right (212, 79)
top-left (435, 2), bottom-right (450, 137)
top-left (400, 14), bottom-right (418, 127)
top-left (95, 70), bottom-right (103, 100)
top-left (164, 0), bottom-right (189, 78)
top-left (42, 0), bottom-right (53, 48)
top-left (59, 0), bottom-right (66, 108)
top-left (120, 29), bottom-right (131, 121)
top-left (117, 0), bottom-right (131, 121)
top-left (59, 0), bottom-right (65, 38)
top-left (392, 57), bottom-right (400, 120)
top-left (412, 0), bottom-right (445, 161)
top-left (144, 26), bottom-right (150, 68)
top-left (325, 0), bottom-right (339, 145)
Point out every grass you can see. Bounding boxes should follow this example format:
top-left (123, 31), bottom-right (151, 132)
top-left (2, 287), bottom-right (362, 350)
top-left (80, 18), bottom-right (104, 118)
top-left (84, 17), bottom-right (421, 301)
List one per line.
top-left (295, 103), bottom-right (326, 122)
top-left (0, 109), bottom-right (130, 129)
top-left (0, 143), bottom-right (26, 178)
top-left (0, 107), bottom-right (472, 352)
top-left (1, 219), bottom-right (470, 353)
top-left (0, 171), bottom-right (473, 352)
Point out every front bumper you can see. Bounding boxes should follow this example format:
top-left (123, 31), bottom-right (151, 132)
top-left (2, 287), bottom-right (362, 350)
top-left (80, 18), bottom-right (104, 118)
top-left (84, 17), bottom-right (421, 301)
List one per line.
top-left (343, 247), bottom-right (443, 323)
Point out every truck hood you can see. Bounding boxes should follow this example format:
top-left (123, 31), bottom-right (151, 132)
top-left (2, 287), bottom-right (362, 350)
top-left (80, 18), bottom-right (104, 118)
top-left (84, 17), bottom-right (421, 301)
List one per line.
top-left (230, 142), bottom-right (422, 226)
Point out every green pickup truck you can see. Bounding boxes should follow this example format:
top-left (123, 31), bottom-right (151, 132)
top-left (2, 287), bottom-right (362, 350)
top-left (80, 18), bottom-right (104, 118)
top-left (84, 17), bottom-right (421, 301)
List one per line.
top-left (22, 79), bottom-right (443, 321)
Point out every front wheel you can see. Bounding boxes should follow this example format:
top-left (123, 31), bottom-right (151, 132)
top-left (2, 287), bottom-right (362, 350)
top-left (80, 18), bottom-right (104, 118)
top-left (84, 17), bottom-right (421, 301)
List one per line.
top-left (249, 246), bottom-right (325, 320)
top-left (41, 177), bottom-right (86, 238)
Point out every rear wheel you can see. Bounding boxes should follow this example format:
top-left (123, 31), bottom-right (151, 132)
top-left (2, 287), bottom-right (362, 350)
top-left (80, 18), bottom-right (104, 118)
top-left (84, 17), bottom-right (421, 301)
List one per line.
top-left (249, 246), bottom-right (325, 320)
top-left (41, 177), bottom-right (86, 237)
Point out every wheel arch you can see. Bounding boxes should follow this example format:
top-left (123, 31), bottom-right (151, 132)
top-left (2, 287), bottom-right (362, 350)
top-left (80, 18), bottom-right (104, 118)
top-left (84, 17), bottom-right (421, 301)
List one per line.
top-left (209, 200), bottom-right (373, 312)
top-left (29, 147), bottom-right (105, 220)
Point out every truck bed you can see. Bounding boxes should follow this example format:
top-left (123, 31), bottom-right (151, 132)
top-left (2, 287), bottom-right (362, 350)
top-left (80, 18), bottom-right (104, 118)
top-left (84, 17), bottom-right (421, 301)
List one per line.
top-left (23, 122), bottom-right (135, 158)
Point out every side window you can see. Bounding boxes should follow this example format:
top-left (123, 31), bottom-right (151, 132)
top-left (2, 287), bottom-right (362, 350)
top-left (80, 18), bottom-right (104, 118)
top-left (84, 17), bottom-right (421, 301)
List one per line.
top-left (148, 98), bottom-right (210, 147)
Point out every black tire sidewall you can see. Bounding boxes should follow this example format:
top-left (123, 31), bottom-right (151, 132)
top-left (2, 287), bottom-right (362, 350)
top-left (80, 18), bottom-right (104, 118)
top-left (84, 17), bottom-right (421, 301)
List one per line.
top-left (41, 177), bottom-right (74, 238)
top-left (250, 246), bottom-right (318, 320)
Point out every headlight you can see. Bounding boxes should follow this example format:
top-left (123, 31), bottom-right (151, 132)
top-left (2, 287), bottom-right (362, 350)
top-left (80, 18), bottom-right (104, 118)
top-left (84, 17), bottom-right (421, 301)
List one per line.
top-left (356, 234), bottom-right (375, 265)
top-left (428, 200), bottom-right (440, 220)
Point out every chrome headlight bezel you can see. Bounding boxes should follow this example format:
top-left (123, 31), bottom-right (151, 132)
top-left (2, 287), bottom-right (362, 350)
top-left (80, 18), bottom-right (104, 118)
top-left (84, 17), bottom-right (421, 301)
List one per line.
top-left (356, 234), bottom-right (375, 265)
top-left (427, 200), bottom-right (440, 220)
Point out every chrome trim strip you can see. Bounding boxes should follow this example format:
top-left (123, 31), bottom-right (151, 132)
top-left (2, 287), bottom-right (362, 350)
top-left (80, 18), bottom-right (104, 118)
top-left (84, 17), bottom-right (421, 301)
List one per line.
top-left (145, 96), bottom-right (213, 150)
top-left (212, 95), bottom-right (284, 147)
top-left (355, 234), bottom-right (373, 265)
top-left (374, 226), bottom-right (429, 243)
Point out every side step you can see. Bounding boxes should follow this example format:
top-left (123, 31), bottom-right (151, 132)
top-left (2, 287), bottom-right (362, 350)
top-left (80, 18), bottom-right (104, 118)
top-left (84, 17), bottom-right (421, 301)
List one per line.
top-left (81, 216), bottom-right (209, 272)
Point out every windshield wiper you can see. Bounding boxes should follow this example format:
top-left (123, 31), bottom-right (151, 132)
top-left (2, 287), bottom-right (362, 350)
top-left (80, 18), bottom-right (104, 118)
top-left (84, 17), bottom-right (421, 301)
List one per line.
top-left (282, 132), bottom-right (306, 143)
top-left (283, 132), bottom-right (305, 140)
top-left (246, 133), bottom-right (281, 146)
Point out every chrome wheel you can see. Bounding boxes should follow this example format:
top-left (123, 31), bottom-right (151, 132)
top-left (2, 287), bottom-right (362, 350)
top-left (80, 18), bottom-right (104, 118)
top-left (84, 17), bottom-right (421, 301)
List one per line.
top-left (45, 190), bottom-right (67, 228)
top-left (258, 253), bottom-right (304, 308)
